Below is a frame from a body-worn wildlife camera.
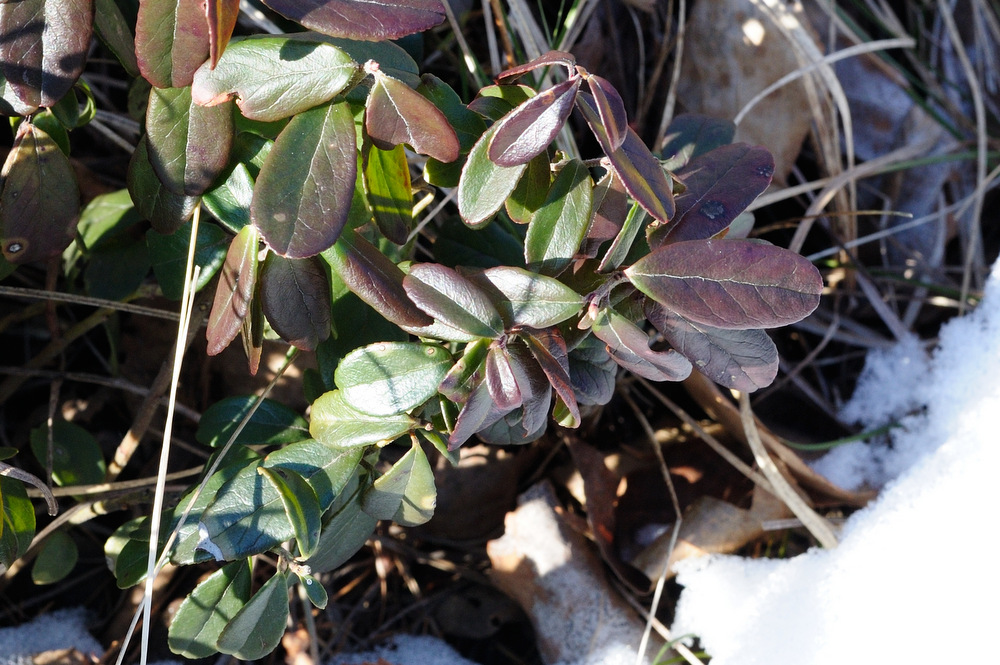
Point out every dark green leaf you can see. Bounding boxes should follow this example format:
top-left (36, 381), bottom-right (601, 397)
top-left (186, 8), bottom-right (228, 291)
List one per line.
top-left (310, 390), bottom-right (415, 448)
top-left (303, 480), bottom-right (376, 573)
top-left (362, 440), bottom-right (436, 526)
top-left (206, 225), bottom-right (259, 356)
top-left (418, 74), bottom-right (487, 152)
top-left (127, 137), bottom-right (200, 234)
top-left (488, 78), bottom-right (581, 166)
top-left (204, 162), bottom-right (256, 233)
top-left (457, 122), bottom-right (528, 228)
top-left (31, 530), bottom-right (77, 585)
top-left (0, 0), bottom-right (92, 108)
top-left (191, 37), bottom-right (357, 122)
top-left (297, 573), bottom-right (329, 609)
top-left (30, 420), bottom-right (106, 486)
top-left (625, 238), bottom-right (823, 329)
top-left (94, 0), bottom-right (140, 77)
top-left (505, 153), bottom-right (551, 224)
top-left (598, 201), bottom-right (645, 272)
top-left (439, 338), bottom-right (489, 402)
top-left (206, 0), bottom-right (240, 68)
top-left (336, 342), bottom-right (452, 416)
top-left (259, 254), bottom-right (331, 351)
top-left (263, 440), bottom-right (363, 509)
top-left (107, 517), bottom-right (151, 587)
top-left (366, 71), bottom-right (459, 163)
top-left (258, 466), bottom-right (322, 558)
top-left (168, 560), bottom-right (251, 659)
top-left (586, 74), bottom-right (628, 151)
top-left (147, 221), bottom-right (228, 299)
top-left (252, 101), bottom-right (356, 258)
top-left (433, 217), bottom-right (526, 269)
top-left (0, 477), bottom-right (35, 570)
top-left (659, 113), bottom-right (735, 171)
top-left (216, 571), bottom-right (289, 660)
top-left (74, 190), bottom-right (149, 301)
top-left (196, 396), bottom-right (309, 447)
top-left (135, 0), bottom-right (209, 88)
top-left (476, 266), bottom-right (583, 328)
top-left (1, 123), bottom-right (79, 264)
top-left (403, 263), bottom-right (504, 341)
top-left (146, 86), bottom-right (234, 196)
top-left (261, 0), bottom-right (445, 41)
top-left (524, 158), bottom-right (593, 275)
top-left (363, 143), bottom-right (412, 245)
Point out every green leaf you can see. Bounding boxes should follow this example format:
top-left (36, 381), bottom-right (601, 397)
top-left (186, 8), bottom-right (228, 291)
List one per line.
top-left (361, 440), bottom-right (436, 526)
top-left (0, 0), bottom-right (92, 108)
top-left (30, 420), bottom-right (106, 486)
top-left (206, 225), bottom-right (260, 356)
top-left (591, 307), bottom-right (692, 381)
top-left (524, 158), bottom-right (593, 275)
top-left (489, 78), bottom-right (581, 166)
top-left (439, 338), bottom-right (489, 402)
top-left (145, 86), bottom-right (234, 196)
top-left (204, 162), bottom-right (256, 234)
top-left (263, 440), bottom-right (363, 509)
top-left (505, 153), bottom-right (551, 224)
top-left (337, 342), bottom-right (451, 416)
top-left (403, 263), bottom-right (504, 341)
top-left (457, 122), bottom-right (528, 228)
top-left (258, 466), bottom-right (322, 558)
top-left (252, 101), bottom-right (356, 259)
top-left (259, 254), bottom-right (331, 351)
top-left (106, 516), bottom-right (150, 588)
top-left (127, 137), bottom-right (200, 234)
top-left (310, 390), bottom-right (415, 448)
top-left (303, 479), bottom-right (376, 573)
top-left (0, 476), bottom-right (35, 570)
top-left (31, 530), bottom-right (78, 585)
top-left (598, 201), bottom-right (645, 272)
top-left (135, 0), bottom-right (209, 88)
top-left (1, 123), bottom-right (80, 264)
top-left (261, 0), bottom-right (445, 41)
top-left (217, 570), bottom-right (289, 660)
top-left (297, 573), bottom-right (328, 609)
top-left (168, 559), bottom-right (251, 659)
top-left (366, 71), bottom-right (459, 163)
top-left (147, 221), bottom-right (228, 300)
top-left (93, 0), bottom-right (139, 77)
top-left (476, 266), bottom-right (583, 328)
top-left (74, 190), bottom-right (150, 301)
top-left (363, 143), bottom-right (412, 245)
top-left (196, 396), bottom-right (310, 447)
top-left (191, 36), bottom-right (357, 122)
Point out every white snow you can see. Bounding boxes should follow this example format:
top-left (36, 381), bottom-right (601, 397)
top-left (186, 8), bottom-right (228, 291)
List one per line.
top-left (670, 260), bottom-right (1000, 664)
top-left (0, 608), bottom-right (103, 665)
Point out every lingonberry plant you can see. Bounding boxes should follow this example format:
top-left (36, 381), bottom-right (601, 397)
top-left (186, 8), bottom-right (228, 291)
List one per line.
top-left (0, 0), bottom-right (823, 658)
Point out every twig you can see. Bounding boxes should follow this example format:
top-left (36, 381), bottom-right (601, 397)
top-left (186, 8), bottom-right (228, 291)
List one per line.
top-left (0, 463), bottom-right (57, 515)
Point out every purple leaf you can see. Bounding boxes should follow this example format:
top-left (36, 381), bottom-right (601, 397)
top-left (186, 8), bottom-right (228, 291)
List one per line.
top-left (591, 308), bottom-right (692, 382)
top-left (488, 77), bottom-right (581, 167)
top-left (366, 71), bottom-right (460, 163)
top-left (625, 238), bottom-right (823, 329)
top-left (448, 379), bottom-right (510, 450)
top-left (207, 225), bottom-right (259, 356)
top-left (486, 345), bottom-right (522, 411)
top-left (136, 0), bottom-right (209, 88)
top-left (646, 301), bottom-right (778, 392)
top-left (261, 0), bottom-right (445, 41)
top-left (495, 50), bottom-right (576, 84)
top-left (522, 328), bottom-right (580, 427)
top-left (506, 341), bottom-right (552, 436)
top-left (403, 263), bottom-right (504, 340)
top-left (205, 0), bottom-right (240, 69)
top-left (259, 254), bottom-right (331, 351)
top-left (126, 137), bottom-right (199, 234)
top-left (586, 74), bottom-right (628, 151)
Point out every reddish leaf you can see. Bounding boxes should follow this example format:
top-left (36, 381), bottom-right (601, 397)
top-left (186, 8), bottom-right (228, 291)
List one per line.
top-left (0, 0), bottom-right (92, 109)
top-left (206, 0), bottom-right (240, 68)
top-left (495, 50), bottom-right (576, 84)
top-left (625, 238), bottom-right (823, 329)
top-left (506, 341), bottom-right (551, 436)
top-left (207, 226), bottom-right (260, 356)
top-left (366, 70), bottom-right (460, 163)
top-left (646, 301), bottom-right (778, 392)
top-left (488, 78), bottom-right (581, 167)
top-left (439, 338), bottom-right (489, 402)
top-left (582, 171), bottom-right (628, 257)
top-left (585, 74), bottom-right (627, 151)
top-left (486, 345), bottom-right (522, 411)
top-left (403, 263), bottom-right (504, 341)
top-left (522, 328), bottom-right (580, 427)
top-left (448, 379), bottom-right (498, 450)
top-left (136, 0), bottom-right (209, 88)
top-left (591, 308), bottom-right (692, 382)
top-left (252, 101), bottom-right (356, 258)
top-left (0, 123), bottom-right (79, 264)
top-left (262, 0), bottom-right (445, 41)
top-left (259, 254), bottom-right (331, 351)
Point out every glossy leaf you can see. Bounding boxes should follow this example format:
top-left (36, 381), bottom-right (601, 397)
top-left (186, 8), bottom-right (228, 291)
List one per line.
top-left (136, 0), bottom-right (209, 88)
top-left (0, 72), bottom-right (37, 116)
top-left (524, 158), bottom-right (593, 275)
top-left (476, 266), bottom-right (583, 328)
top-left (196, 396), bottom-right (310, 447)
top-left (439, 338), bottom-right (489, 402)
top-left (258, 466), bottom-right (322, 557)
top-left (0, 0), bottom-right (92, 108)
top-left (261, 0), bottom-right (445, 41)
top-left (207, 225), bottom-right (259, 356)
top-left (298, 573), bottom-right (329, 609)
top-left (448, 378), bottom-right (506, 450)
top-left (403, 263), bottom-right (504, 341)
top-left (336, 342), bottom-right (452, 416)
top-left (93, 0), bottom-right (140, 77)
top-left (505, 153), bottom-right (551, 224)
top-left (105, 518), bottom-right (148, 588)
top-left (29, 420), bottom-right (106, 486)
top-left (241, 291), bottom-right (264, 376)
top-left (366, 71), bottom-right (460, 163)
top-left (489, 78), bottom-right (581, 166)
top-left (657, 144), bottom-right (774, 245)
top-left (127, 137), bottom-right (200, 234)
top-left (660, 113), bottom-right (735, 171)
top-left (625, 238), bottom-right (824, 329)
top-left (31, 530), bottom-right (77, 585)
top-left (418, 73), bottom-right (487, 152)
top-left (568, 336), bottom-right (617, 405)
top-left (146, 86), bottom-right (234, 196)
top-left (168, 559), bottom-right (251, 659)
top-left (252, 101), bottom-right (356, 258)
top-left (598, 201), bottom-right (645, 273)
top-left (259, 254), bottom-right (331, 351)
top-left (506, 341), bottom-right (552, 435)
top-left (1, 123), bottom-right (79, 264)
top-left (363, 143), bottom-right (412, 245)
top-left (476, 407), bottom-right (547, 445)
top-left (147, 222), bottom-right (228, 299)
top-left (647, 301), bottom-right (778, 392)
top-left (457, 121), bottom-right (528, 228)
top-left (486, 345), bottom-right (522, 411)
top-left (586, 74), bottom-right (628, 151)
top-left (204, 162), bottom-right (256, 233)
top-left (304, 482), bottom-right (376, 573)
top-left (217, 571), bottom-right (289, 660)
top-left (0, 477), bottom-right (35, 570)
top-left (583, 171), bottom-right (628, 257)
top-left (362, 440), bottom-right (436, 526)
top-left (263, 440), bottom-right (363, 509)
top-left (311, 390), bottom-right (416, 448)
top-left (191, 37), bottom-right (357, 122)
top-left (495, 50), bottom-right (576, 84)
top-left (206, 0), bottom-right (240, 68)
top-left (522, 328), bottom-right (580, 427)
top-left (468, 84), bottom-right (534, 120)
top-left (591, 308), bottom-right (692, 381)
top-left (321, 227), bottom-right (431, 328)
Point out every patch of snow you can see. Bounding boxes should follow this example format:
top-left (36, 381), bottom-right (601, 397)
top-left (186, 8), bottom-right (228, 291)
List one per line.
top-left (670, 260), bottom-right (1000, 663)
top-left (330, 634), bottom-right (479, 665)
top-left (0, 608), bottom-right (102, 665)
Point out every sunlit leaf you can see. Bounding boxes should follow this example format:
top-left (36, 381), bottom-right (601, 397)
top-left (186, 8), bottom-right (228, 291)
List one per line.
top-left (261, 0), bottom-right (445, 41)
top-left (191, 37), bottom-right (357, 122)
top-left (489, 78), bottom-right (581, 167)
top-left (505, 153), bottom-right (551, 224)
top-left (303, 480), bottom-right (376, 573)
top-left (366, 71), bottom-right (459, 163)
top-left (31, 530), bottom-right (78, 585)
top-left (457, 121), bottom-right (528, 228)
top-left (660, 113), bottom-right (735, 171)
top-left (522, 328), bottom-right (579, 426)
top-left (311, 390), bottom-right (415, 448)
top-left (204, 162), bottom-right (256, 234)
top-left (147, 222), bottom-right (228, 299)
top-left (448, 378), bottom-right (507, 450)
top-left (625, 238), bottom-right (823, 329)
top-left (0, 0), bottom-right (92, 108)
top-left (336, 342), bottom-right (452, 416)
top-left (586, 74), bottom-right (628, 151)
top-left (168, 560), bottom-right (251, 659)
top-left (206, 0), bottom-right (240, 68)
top-left (127, 137), bottom-right (200, 234)
top-left (206, 226), bottom-right (259, 356)
top-left (418, 73), bottom-right (487, 152)
top-left (136, 0), bottom-right (209, 88)
top-left (197, 396), bottom-right (310, 447)
top-left (298, 572), bottom-right (329, 609)
top-left (264, 440), bottom-right (363, 508)
top-left (362, 440), bottom-right (436, 526)
top-left (583, 171), bottom-right (628, 257)
top-left (1, 123), bottom-right (79, 264)
top-left (403, 263), bottom-right (504, 341)
top-left (252, 101), bottom-right (356, 258)
top-left (524, 158), bottom-right (593, 275)
top-left (475, 266), bottom-right (583, 328)
top-left (0, 477), bottom-right (35, 570)
top-left (486, 345), bottom-right (522, 411)
top-left (591, 307), bottom-right (692, 381)
top-left (94, 0), bottom-right (139, 77)
top-left (363, 143), bottom-right (412, 245)
top-left (495, 50), bottom-right (576, 84)
top-left (598, 201), bottom-right (645, 273)
top-left (258, 466), bottom-right (322, 558)
top-left (29, 420), bottom-right (106, 486)
top-left (216, 571), bottom-right (289, 660)
top-left (439, 338), bottom-right (489, 402)
top-left (259, 254), bottom-right (331, 351)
